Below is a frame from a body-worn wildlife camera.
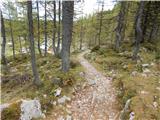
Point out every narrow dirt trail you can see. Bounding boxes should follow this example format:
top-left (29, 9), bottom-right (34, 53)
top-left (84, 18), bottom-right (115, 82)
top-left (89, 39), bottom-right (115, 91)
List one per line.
top-left (69, 51), bottom-right (119, 120)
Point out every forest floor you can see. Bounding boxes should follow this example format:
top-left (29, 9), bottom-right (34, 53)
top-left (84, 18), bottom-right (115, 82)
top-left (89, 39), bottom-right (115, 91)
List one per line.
top-left (46, 51), bottom-right (120, 120)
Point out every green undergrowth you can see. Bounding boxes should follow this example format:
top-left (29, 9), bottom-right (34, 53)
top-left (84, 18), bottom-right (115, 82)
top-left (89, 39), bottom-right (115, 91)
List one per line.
top-left (85, 44), bottom-right (160, 119)
top-left (1, 53), bottom-right (84, 119)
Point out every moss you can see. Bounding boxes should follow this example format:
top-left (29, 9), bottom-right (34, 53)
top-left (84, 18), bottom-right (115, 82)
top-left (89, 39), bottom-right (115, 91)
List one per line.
top-left (1, 102), bottom-right (21, 120)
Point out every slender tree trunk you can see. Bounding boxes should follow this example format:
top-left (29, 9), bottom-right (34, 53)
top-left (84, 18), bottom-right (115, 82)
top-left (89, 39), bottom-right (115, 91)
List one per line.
top-left (141, 2), bottom-right (151, 43)
top-left (19, 36), bottom-right (22, 55)
top-left (44, 0), bottom-right (47, 56)
top-left (133, 1), bottom-right (144, 60)
top-left (1, 11), bottom-right (7, 65)
top-left (79, 18), bottom-right (83, 50)
top-left (148, 8), bottom-right (159, 42)
top-left (27, 1), bottom-right (41, 86)
top-left (98, 1), bottom-right (104, 46)
top-left (115, 1), bottom-right (126, 52)
top-left (24, 35), bottom-right (28, 53)
top-left (9, 12), bottom-right (15, 59)
top-left (52, 1), bottom-right (56, 54)
top-left (61, 1), bottom-right (74, 72)
top-left (36, 0), bottom-right (41, 55)
top-left (56, 0), bottom-right (61, 56)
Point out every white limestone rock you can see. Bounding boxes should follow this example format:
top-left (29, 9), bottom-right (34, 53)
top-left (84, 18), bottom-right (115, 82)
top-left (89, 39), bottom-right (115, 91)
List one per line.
top-left (57, 96), bottom-right (71, 104)
top-left (20, 99), bottom-right (45, 120)
top-left (54, 87), bottom-right (62, 97)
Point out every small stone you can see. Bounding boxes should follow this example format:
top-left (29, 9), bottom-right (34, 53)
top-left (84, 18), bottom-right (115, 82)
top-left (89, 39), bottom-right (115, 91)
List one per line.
top-left (54, 87), bottom-right (62, 97)
top-left (131, 71), bottom-right (137, 76)
top-left (57, 96), bottom-right (71, 104)
top-left (140, 90), bottom-right (149, 95)
top-left (66, 115), bottom-right (72, 120)
top-left (142, 64), bottom-right (149, 67)
top-left (156, 87), bottom-right (160, 91)
top-left (79, 72), bottom-right (85, 77)
top-left (153, 102), bottom-right (158, 108)
top-left (43, 94), bottom-right (47, 98)
top-left (53, 101), bottom-right (57, 105)
top-left (141, 73), bottom-right (147, 77)
top-left (123, 65), bottom-right (127, 69)
top-left (129, 112), bottom-right (135, 120)
top-left (66, 109), bottom-right (72, 114)
top-left (143, 68), bottom-right (151, 73)
top-left (150, 62), bottom-right (155, 66)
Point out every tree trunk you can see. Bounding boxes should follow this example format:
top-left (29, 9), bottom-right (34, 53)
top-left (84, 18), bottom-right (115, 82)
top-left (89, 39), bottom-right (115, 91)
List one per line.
top-left (148, 6), bottom-right (159, 42)
top-left (1, 10), bottom-right (7, 65)
top-left (141, 2), bottom-right (151, 43)
top-left (56, 0), bottom-right (61, 56)
top-left (115, 1), bottom-right (126, 52)
top-left (18, 36), bottom-right (22, 55)
top-left (36, 0), bottom-right (42, 55)
top-left (27, 1), bottom-right (41, 86)
top-left (61, 1), bottom-right (74, 72)
top-left (44, 0), bottom-right (47, 56)
top-left (98, 1), bottom-right (104, 46)
top-left (52, 1), bottom-right (56, 54)
top-left (133, 1), bottom-right (144, 60)
top-left (9, 12), bottom-right (15, 59)
top-left (24, 35), bottom-right (28, 53)
top-left (79, 18), bottom-right (83, 50)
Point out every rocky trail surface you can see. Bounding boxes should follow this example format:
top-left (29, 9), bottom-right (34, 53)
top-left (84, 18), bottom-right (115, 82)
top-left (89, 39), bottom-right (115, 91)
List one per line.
top-left (47, 51), bottom-right (120, 120)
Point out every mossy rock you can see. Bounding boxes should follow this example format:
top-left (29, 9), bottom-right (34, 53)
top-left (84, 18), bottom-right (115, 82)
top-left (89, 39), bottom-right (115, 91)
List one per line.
top-left (1, 102), bottom-right (21, 120)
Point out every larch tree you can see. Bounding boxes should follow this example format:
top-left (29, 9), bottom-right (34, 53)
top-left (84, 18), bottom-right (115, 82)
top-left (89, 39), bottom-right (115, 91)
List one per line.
top-left (52, 1), bottom-right (56, 54)
top-left (115, 1), bottom-right (127, 52)
top-left (27, 1), bottom-right (41, 86)
top-left (97, 0), bottom-right (104, 46)
top-left (56, 0), bottom-right (61, 56)
top-left (36, 0), bottom-right (42, 55)
top-left (1, 10), bottom-right (7, 65)
top-left (44, 0), bottom-right (48, 56)
top-left (133, 1), bottom-right (145, 60)
top-left (61, 1), bottom-right (74, 72)
top-left (9, 7), bottom-right (15, 59)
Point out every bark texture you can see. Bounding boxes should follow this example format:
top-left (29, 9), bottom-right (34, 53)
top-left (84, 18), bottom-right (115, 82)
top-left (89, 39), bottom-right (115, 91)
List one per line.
top-left (1, 10), bottom-right (7, 65)
top-left (36, 0), bottom-right (42, 55)
top-left (115, 1), bottom-right (127, 52)
top-left (61, 1), bottom-right (74, 72)
top-left (44, 0), bottom-right (47, 56)
top-left (133, 1), bottom-right (145, 60)
top-left (52, 1), bottom-right (56, 54)
top-left (56, 0), bottom-right (61, 56)
top-left (9, 12), bottom-right (15, 59)
top-left (27, 1), bottom-right (41, 86)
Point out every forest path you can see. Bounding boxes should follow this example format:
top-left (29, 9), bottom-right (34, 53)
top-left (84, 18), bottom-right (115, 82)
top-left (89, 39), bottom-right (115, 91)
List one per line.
top-left (69, 51), bottom-right (119, 120)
